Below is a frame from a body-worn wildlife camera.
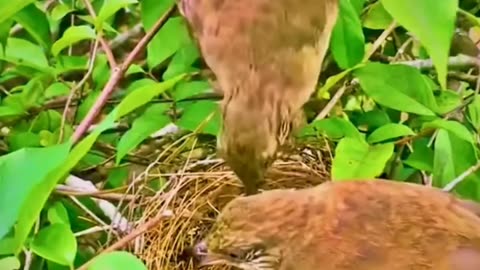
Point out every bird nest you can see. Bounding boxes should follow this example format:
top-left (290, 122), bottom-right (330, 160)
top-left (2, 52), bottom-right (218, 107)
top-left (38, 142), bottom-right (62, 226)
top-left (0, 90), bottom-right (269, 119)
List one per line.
top-left (131, 141), bottom-right (332, 270)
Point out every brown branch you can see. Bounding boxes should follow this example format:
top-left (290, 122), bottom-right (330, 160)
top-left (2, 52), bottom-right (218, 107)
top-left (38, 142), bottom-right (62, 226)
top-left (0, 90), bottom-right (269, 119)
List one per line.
top-left (81, 0), bottom-right (118, 68)
top-left (72, 5), bottom-right (176, 143)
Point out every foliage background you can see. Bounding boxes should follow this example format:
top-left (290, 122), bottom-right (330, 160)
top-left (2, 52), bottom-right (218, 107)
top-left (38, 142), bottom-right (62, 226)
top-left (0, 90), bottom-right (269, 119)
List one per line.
top-left (1, 0), bottom-right (480, 269)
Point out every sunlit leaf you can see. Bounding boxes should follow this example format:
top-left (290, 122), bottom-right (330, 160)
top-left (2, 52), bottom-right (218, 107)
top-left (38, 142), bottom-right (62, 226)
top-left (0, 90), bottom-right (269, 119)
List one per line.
top-left (380, 0), bottom-right (458, 89)
top-left (51, 25), bottom-right (96, 56)
top-left (89, 251), bottom-right (147, 270)
top-left (332, 137), bottom-right (394, 180)
top-left (31, 223), bottom-right (77, 266)
top-left (331, 0), bottom-right (365, 69)
top-left (367, 123), bottom-right (415, 143)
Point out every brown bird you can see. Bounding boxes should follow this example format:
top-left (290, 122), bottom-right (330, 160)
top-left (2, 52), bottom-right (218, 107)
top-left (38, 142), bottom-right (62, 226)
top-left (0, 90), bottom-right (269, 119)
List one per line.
top-left (193, 179), bottom-right (480, 270)
top-left (178, 0), bottom-right (339, 195)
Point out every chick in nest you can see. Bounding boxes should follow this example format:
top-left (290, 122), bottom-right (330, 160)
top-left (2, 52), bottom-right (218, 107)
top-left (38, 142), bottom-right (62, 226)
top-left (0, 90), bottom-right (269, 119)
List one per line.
top-left (178, 0), bottom-right (339, 195)
top-left (193, 179), bottom-right (480, 270)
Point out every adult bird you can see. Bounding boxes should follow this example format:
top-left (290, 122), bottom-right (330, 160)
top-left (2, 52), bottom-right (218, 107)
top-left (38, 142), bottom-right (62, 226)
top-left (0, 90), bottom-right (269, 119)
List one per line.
top-left (192, 179), bottom-right (480, 270)
top-left (178, 0), bottom-right (339, 195)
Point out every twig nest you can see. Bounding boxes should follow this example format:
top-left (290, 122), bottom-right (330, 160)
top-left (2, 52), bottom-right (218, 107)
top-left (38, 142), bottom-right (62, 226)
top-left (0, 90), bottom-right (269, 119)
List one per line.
top-left (138, 145), bottom-right (331, 269)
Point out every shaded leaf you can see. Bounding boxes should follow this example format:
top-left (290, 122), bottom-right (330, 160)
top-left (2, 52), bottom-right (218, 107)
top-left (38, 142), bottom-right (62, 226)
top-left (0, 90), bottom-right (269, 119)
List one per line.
top-left (380, 0), bottom-right (458, 89)
top-left (31, 223), bottom-right (77, 266)
top-left (50, 3), bottom-right (75, 21)
top-left (332, 137), bottom-right (394, 180)
top-left (403, 138), bottom-right (434, 172)
top-left (367, 123), bottom-right (415, 143)
top-left (330, 0), bottom-right (365, 69)
top-left (163, 41), bottom-right (200, 80)
top-left (51, 25), bottom-right (96, 56)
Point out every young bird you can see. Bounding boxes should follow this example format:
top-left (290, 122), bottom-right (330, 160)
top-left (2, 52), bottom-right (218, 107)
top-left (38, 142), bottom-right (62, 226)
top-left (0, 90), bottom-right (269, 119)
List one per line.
top-left (178, 0), bottom-right (339, 195)
top-left (193, 179), bottom-right (480, 270)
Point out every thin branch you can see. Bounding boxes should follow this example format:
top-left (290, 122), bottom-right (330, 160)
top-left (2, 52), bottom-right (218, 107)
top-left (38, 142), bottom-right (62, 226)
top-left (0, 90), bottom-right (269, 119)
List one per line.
top-left (81, 0), bottom-right (117, 68)
top-left (59, 39), bottom-right (100, 143)
top-left (396, 54), bottom-right (480, 70)
top-left (72, 5), bottom-right (176, 143)
top-left (443, 160), bottom-right (480, 192)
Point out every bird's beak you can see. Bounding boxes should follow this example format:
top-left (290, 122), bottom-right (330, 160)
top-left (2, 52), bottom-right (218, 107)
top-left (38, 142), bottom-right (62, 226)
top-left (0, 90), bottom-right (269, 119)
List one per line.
top-left (193, 240), bottom-right (236, 268)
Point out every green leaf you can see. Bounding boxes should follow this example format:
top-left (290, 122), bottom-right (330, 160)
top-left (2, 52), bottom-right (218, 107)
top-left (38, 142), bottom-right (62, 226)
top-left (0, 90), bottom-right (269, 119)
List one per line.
top-left (0, 0), bottom-right (36, 25)
top-left (0, 256), bottom-right (20, 270)
top-left (350, 0), bottom-right (367, 15)
top-left (45, 82), bottom-right (71, 99)
top-left (330, 0), bottom-right (365, 69)
top-left (51, 25), bottom-right (96, 56)
top-left (116, 104), bottom-right (171, 164)
top-left (140, 0), bottom-right (175, 29)
top-left (299, 117), bottom-right (363, 141)
top-left (0, 143), bottom-right (71, 240)
top-left (367, 123), bottom-right (415, 143)
top-left (116, 73), bottom-right (186, 117)
top-left (13, 4), bottom-right (51, 49)
top-left (96, 0), bottom-right (138, 30)
top-left (31, 223), bottom-right (77, 266)
top-left (467, 95), bottom-right (480, 131)
top-left (316, 68), bottom-right (355, 98)
top-left (362, 1), bottom-right (393, 30)
top-left (163, 41), bottom-right (200, 80)
top-left (146, 16), bottom-right (191, 69)
top-left (434, 89), bottom-right (461, 114)
top-left (172, 80), bottom-right (211, 101)
top-left (354, 63), bottom-right (437, 116)
top-left (50, 3), bottom-right (75, 21)
top-left (177, 101), bottom-right (221, 136)
top-left (47, 202), bottom-right (70, 225)
top-left (380, 0), bottom-right (458, 90)
top-left (404, 138), bottom-right (434, 172)
top-left (332, 137), bottom-right (394, 180)
top-left (1, 38), bottom-right (51, 73)
top-left (14, 114), bottom-right (117, 254)
top-left (89, 251), bottom-right (147, 270)
top-left (433, 129), bottom-right (480, 200)
top-left (422, 119), bottom-right (473, 144)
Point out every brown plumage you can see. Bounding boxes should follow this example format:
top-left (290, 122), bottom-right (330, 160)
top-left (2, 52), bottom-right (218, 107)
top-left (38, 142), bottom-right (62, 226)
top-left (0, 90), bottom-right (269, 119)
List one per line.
top-left (193, 179), bottom-right (480, 270)
top-left (178, 0), bottom-right (339, 195)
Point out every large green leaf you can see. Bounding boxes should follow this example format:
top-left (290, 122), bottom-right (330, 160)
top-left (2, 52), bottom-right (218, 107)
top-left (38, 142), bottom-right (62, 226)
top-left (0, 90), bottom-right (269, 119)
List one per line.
top-left (332, 137), bottom-right (394, 180)
top-left (145, 16), bottom-right (191, 69)
top-left (330, 0), bottom-right (365, 69)
top-left (13, 4), bottom-right (51, 49)
top-left (0, 143), bottom-right (71, 240)
top-left (89, 251), bottom-right (147, 270)
top-left (367, 123), bottom-right (415, 144)
top-left (51, 25), bottom-right (96, 56)
top-left (0, 0), bottom-right (36, 25)
top-left (354, 63), bottom-right (437, 116)
top-left (380, 0), bottom-right (458, 90)
top-left (31, 223), bottom-right (77, 266)
top-left (433, 129), bottom-right (480, 200)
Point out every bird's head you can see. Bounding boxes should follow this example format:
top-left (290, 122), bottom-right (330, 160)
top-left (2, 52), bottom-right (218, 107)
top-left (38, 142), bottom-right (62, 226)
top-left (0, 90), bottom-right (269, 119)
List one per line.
top-left (217, 94), bottom-right (293, 195)
top-left (192, 189), bottom-right (308, 269)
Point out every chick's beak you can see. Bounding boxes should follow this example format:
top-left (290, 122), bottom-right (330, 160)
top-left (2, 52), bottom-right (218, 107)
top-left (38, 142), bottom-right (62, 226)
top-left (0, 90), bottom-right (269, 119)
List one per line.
top-left (193, 240), bottom-right (233, 267)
